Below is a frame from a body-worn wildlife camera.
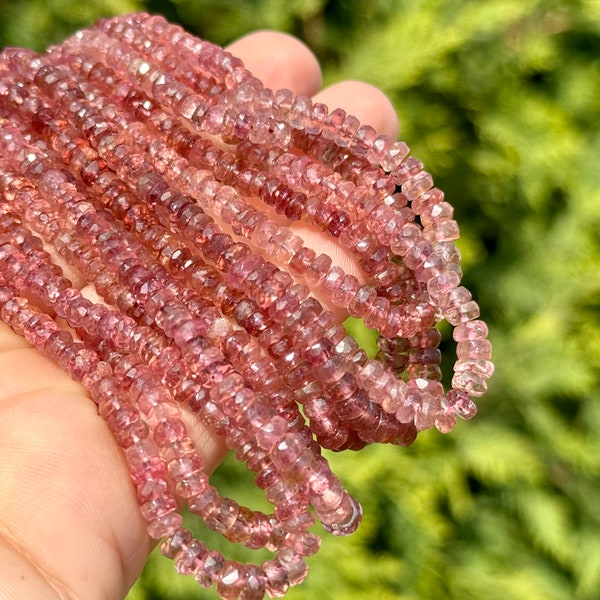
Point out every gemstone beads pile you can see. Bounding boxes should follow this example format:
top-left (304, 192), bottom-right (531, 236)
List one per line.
top-left (0, 13), bottom-right (492, 599)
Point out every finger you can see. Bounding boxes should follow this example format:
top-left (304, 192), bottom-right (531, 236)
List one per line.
top-left (0, 324), bottom-right (225, 600)
top-left (0, 388), bottom-right (149, 599)
top-left (0, 347), bottom-right (225, 599)
top-left (313, 80), bottom-right (400, 139)
top-left (226, 31), bottom-right (323, 95)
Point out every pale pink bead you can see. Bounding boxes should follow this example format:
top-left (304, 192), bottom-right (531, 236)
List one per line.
top-left (172, 316), bottom-right (205, 346)
top-left (380, 380), bottom-right (407, 413)
top-left (452, 370), bottom-right (488, 397)
top-left (447, 300), bottom-right (481, 325)
top-left (314, 107), bottom-right (340, 140)
top-left (161, 438), bottom-right (196, 462)
top-left (444, 388), bottom-right (477, 420)
top-left (284, 530), bottom-right (321, 556)
top-left (427, 268), bottom-right (461, 299)
top-left (410, 187), bottom-right (443, 213)
top-left (331, 273), bottom-right (360, 307)
top-left (456, 339), bottom-right (492, 360)
top-left (402, 171), bottom-right (433, 201)
top-left (274, 233), bottom-right (303, 265)
top-left (380, 140), bottom-right (410, 172)
top-left (431, 219), bottom-right (460, 242)
top-left (363, 296), bottom-right (391, 330)
top-left (434, 241), bottom-right (462, 264)
top-left (140, 493), bottom-right (177, 522)
top-left (176, 470), bottom-right (210, 499)
top-left (160, 527), bottom-right (193, 559)
top-left (319, 265), bottom-right (344, 297)
top-left (366, 133), bottom-right (392, 165)
top-left (442, 287), bottom-right (481, 325)
top-left (369, 368), bottom-right (395, 404)
top-left (255, 416), bottom-right (287, 450)
top-left (217, 562), bottom-right (248, 600)
top-left (23, 312), bottom-right (59, 348)
top-left (136, 477), bottom-right (169, 504)
top-left (414, 253), bottom-right (444, 282)
top-left (270, 433), bottom-right (304, 470)
top-left (176, 540), bottom-right (208, 576)
top-left (404, 239), bottom-right (434, 270)
top-left (241, 565), bottom-right (266, 600)
top-left (317, 355), bottom-right (346, 384)
top-left (434, 410), bottom-right (457, 434)
top-left (455, 359), bottom-right (495, 378)
top-left (420, 200), bottom-right (454, 225)
top-left (274, 495), bottom-right (310, 522)
top-left (167, 453), bottom-right (204, 480)
top-left (390, 222), bottom-right (421, 256)
top-left (109, 406), bottom-right (149, 448)
top-left (396, 388), bottom-right (420, 424)
top-left (126, 441), bottom-right (166, 485)
top-left (144, 399), bottom-right (180, 424)
top-left (305, 253), bottom-right (332, 287)
top-left (413, 392), bottom-right (441, 431)
top-left (263, 560), bottom-right (289, 597)
top-left (148, 510), bottom-right (183, 538)
top-left (193, 550), bottom-right (225, 587)
top-left (265, 480), bottom-right (299, 505)
top-left (443, 285), bottom-right (472, 306)
top-left (320, 493), bottom-right (363, 536)
top-left (153, 416), bottom-right (187, 446)
top-left (453, 319), bottom-right (489, 341)
top-left (278, 549), bottom-right (309, 586)
top-left (188, 485), bottom-right (219, 515)
top-left (336, 113), bottom-right (360, 147)
top-left (305, 459), bottom-right (338, 497)
top-left (289, 94), bottom-right (311, 129)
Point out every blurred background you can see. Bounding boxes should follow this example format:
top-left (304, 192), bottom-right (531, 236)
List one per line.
top-left (2, 1), bottom-right (600, 598)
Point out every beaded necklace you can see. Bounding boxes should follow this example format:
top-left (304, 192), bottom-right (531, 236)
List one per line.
top-left (0, 13), bottom-right (492, 599)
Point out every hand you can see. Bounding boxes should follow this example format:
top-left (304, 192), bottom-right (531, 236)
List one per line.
top-left (0, 29), bottom-right (399, 599)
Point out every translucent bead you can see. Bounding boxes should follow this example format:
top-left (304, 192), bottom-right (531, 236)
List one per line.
top-left (217, 562), bottom-right (248, 600)
top-left (241, 565), bottom-right (267, 600)
top-left (320, 493), bottom-right (363, 536)
top-left (160, 527), bottom-right (193, 559)
top-left (456, 338), bottom-right (492, 360)
top-left (148, 510), bottom-right (183, 538)
top-left (453, 319), bottom-right (489, 341)
top-left (263, 559), bottom-right (289, 597)
top-left (177, 540), bottom-right (209, 576)
top-left (444, 388), bottom-right (477, 420)
top-left (452, 370), bottom-right (488, 397)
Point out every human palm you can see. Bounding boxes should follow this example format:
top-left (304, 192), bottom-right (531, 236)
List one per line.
top-left (0, 30), bottom-right (399, 599)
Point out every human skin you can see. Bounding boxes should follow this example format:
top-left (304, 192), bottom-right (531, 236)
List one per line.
top-left (0, 30), bottom-right (399, 600)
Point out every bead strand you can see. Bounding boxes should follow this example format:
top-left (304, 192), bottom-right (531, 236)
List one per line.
top-left (0, 14), bottom-right (492, 598)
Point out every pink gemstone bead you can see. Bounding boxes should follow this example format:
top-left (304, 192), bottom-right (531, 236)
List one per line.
top-left (160, 527), bottom-right (193, 559)
top-left (241, 566), bottom-right (267, 600)
top-left (453, 319), bottom-right (489, 341)
top-left (194, 551), bottom-right (225, 587)
top-left (456, 338), bottom-right (493, 360)
top-left (320, 493), bottom-right (363, 536)
top-left (177, 540), bottom-right (209, 576)
top-left (217, 562), bottom-right (248, 600)
top-left (444, 388), bottom-right (477, 420)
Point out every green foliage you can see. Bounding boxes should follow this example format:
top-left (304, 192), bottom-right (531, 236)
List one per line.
top-left (3, 0), bottom-right (600, 598)
top-left (0, 0), bottom-right (144, 51)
